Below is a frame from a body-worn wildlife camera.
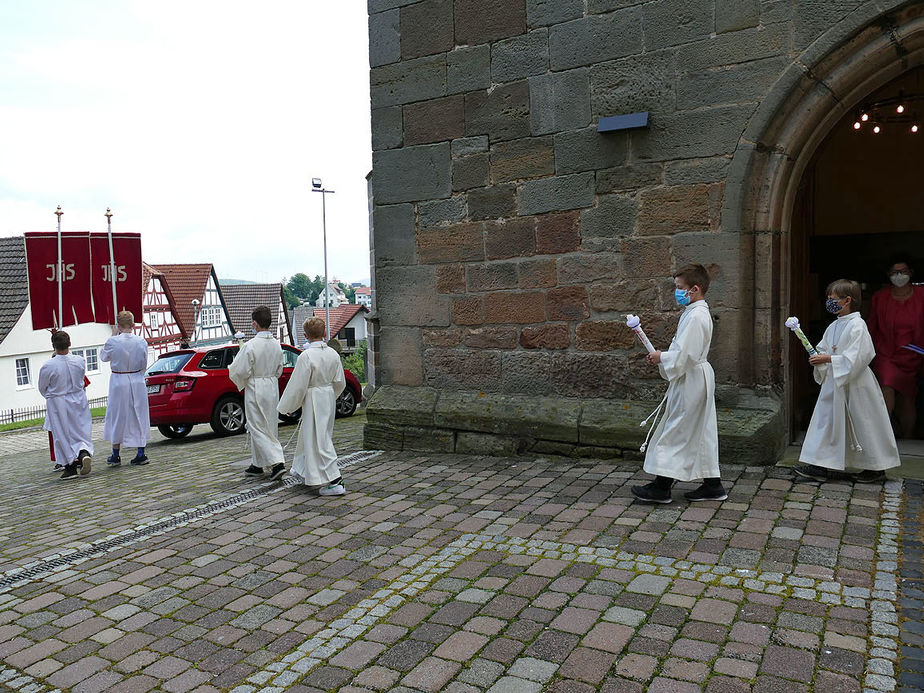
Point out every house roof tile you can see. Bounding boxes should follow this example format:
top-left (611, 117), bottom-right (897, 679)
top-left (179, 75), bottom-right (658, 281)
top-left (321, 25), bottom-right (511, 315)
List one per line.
top-left (151, 263), bottom-right (214, 337)
top-left (0, 237), bottom-right (28, 346)
top-left (220, 283), bottom-right (291, 341)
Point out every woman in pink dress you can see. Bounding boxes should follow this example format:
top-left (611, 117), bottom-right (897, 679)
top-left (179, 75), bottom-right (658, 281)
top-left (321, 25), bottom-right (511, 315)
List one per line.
top-left (867, 259), bottom-right (924, 438)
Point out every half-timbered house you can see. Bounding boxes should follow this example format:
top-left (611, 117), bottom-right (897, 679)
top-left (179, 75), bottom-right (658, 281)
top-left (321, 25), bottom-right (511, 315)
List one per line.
top-left (153, 264), bottom-right (233, 346)
top-left (219, 282), bottom-right (293, 344)
top-left (136, 262), bottom-right (184, 361)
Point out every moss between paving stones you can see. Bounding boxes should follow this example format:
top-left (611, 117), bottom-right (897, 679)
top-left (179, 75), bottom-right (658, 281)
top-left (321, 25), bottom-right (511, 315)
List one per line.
top-left (365, 385), bottom-right (786, 464)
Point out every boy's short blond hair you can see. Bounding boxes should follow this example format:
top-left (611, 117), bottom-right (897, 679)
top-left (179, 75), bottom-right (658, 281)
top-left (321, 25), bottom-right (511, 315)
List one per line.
top-left (304, 317), bottom-right (326, 340)
top-left (117, 310), bottom-right (134, 328)
top-left (826, 279), bottom-right (862, 311)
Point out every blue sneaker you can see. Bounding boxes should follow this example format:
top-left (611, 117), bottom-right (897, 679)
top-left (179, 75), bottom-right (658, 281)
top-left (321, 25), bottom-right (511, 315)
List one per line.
top-left (107, 454), bottom-right (121, 467)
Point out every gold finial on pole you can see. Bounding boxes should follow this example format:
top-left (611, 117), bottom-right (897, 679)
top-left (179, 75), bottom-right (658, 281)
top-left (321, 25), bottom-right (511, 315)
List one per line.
top-left (55, 205), bottom-right (63, 220)
top-left (105, 207), bottom-right (113, 222)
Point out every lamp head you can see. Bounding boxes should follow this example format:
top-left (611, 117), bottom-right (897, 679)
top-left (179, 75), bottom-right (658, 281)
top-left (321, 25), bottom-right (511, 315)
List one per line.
top-left (191, 299), bottom-right (200, 307)
top-left (312, 178), bottom-right (322, 189)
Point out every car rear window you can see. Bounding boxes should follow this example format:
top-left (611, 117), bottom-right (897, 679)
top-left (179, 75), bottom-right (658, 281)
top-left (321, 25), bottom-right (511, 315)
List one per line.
top-left (146, 353), bottom-right (193, 376)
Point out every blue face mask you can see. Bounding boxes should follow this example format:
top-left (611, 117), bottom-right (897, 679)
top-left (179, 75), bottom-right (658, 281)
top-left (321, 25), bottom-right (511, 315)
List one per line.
top-left (825, 297), bottom-right (844, 314)
top-left (675, 289), bottom-right (691, 307)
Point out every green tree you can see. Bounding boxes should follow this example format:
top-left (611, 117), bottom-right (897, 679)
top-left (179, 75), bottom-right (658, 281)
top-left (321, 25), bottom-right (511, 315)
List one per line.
top-left (342, 339), bottom-right (367, 382)
top-left (339, 282), bottom-right (356, 303)
top-left (282, 285), bottom-right (299, 309)
top-left (287, 273), bottom-right (312, 299)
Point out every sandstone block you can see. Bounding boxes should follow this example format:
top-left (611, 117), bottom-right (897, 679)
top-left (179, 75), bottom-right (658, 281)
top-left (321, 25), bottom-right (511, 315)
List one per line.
top-left (490, 137), bottom-right (555, 183)
top-left (369, 8), bottom-right (400, 68)
top-left (434, 390), bottom-right (581, 442)
top-left (675, 22), bottom-right (788, 71)
top-left (447, 45), bottom-right (491, 94)
top-left (578, 398), bottom-right (652, 449)
top-left (365, 384), bottom-right (438, 426)
top-left (455, 0), bottom-right (527, 45)
top-left (529, 69), bottom-right (591, 136)
top-left (520, 323), bottom-right (570, 349)
top-left (596, 163), bottom-right (664, 194)
top-left (423, 328), bottom-right (462, 346)
top-left (642, 0), bottom-right (713, 49)
top-left (632, 104), bottom-right (755, 161)
top-left (517, 257), bottom-right (558, 289)
top-left (371, 54), bottom-right (446, 108)
top-left (363, 422), bottom-right (404, 451)
top-left (401, 0), bottom-right (454, 60)
top-left (372, 143), bottom-right (451, 203)
top-left (501, 351), bottom-right (552, 395)
top-left (677, 56), bottom-right (789, 110)
top-left (621, 236), bottom-right (672, 279)
top-left (554, 126), bottom-right (627, 174)
top-left (376, 267), bottom-right (451, 327)
top-left (418, 221), bottom-right (485, 263)
top-left (463, 326), bottom-right (519, 349)
top-left (375, 327), bottom-right (426, 386)
top-left (558, 252), bottom-right (621, 284)
top-left (485, 291), bottom-right (546, 324)
top-left (518, 172), bottom-right (595, 215)
top-left (588, 0), bottom-right (649, 11)
top-left (587, 279), bottom-right (661, 314)
top-left (453, 154), bottom-right (491, 191)
top-left (527, 0), bottom-right (583, 27)
top-left (370, 0), bottom-right (428, 11)
top-left (575, 321), bottom-right (636, 351)
top-left (485, 217), bottom-right (536, 259)
top-left (436, 264), bottom-right (466, 294)
top-left (424, 348), bottom-right (503, 392)
top-left (452, 135), bottom-right (490, 157)
top-left (672, 231), bottom-right (741, 307)
top-left (465, 82), bottom-right (531, 142)
top-left (637, 184), bottom-right (713, 235)
top-left (590, 50), bottom-right (676, 118)
top-left (371, 106), bottom-right (403, 151)
top-left (456, 431), bottom-right (521, 456)
top-left (373, 203), bottom-right (417, 267)
top-left (404, 95), bottom-right (465, 145)
top-left (418, 196), bottom-right (467, 227)
top-left (715, 0), bottom-right (759, 32)
top-left (466, 262), bottom-right (519, 292)
top-left (535, 211), bottom-right (581, 255)
top-left (404, 426), bottom-right (456, 452)
top-left (664, 157), bottom-right (730, 186)
top-left (552, 352), bottom-right (632, 398)
top-left (452, 296), bottom-right (485, 325)
top-left (580, 195), bottom-right (636, 249)
top-left (491, 29), bottom-right (549, 83)
top-left (546, 286), bottom-right (590, 320)
top-left (468, 184), bottom-right (517, 220)
top-left (549, 10), bottom-right (642, 70)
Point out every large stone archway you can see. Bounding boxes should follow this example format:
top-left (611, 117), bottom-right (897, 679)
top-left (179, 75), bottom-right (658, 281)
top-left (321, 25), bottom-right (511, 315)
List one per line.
top-left (724, 1), bottom-right (924, 417)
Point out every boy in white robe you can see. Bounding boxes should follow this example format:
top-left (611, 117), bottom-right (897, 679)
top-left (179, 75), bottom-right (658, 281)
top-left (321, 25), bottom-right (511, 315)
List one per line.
top-left (278, 317), bottom-right (346, 495)
top-left (795, 279), bottom-right (900, 483)
top-left (632, 264), bottom-right (725, 504)
top-left (39, 331), bottom-right (93, 480)
top-left (229, 305), bottom-right (286, 480)
top-left (101, 310), bottom-right (151, 466)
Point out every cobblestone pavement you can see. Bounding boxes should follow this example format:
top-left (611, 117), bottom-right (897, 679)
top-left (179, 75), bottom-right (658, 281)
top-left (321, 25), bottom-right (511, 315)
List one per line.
top-left (0, 416), bottom-right (921, 692)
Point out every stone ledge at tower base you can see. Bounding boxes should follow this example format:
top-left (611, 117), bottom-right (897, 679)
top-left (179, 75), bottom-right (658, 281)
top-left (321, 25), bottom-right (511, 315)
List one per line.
top-left (363, 385), bottom-right (786, 465)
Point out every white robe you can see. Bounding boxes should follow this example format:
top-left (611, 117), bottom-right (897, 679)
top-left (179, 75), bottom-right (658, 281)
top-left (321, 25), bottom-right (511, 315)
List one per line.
top-left (277, 341), bottom-right (345, 486)
top-left (100, 332), bottom-right (150, 447)
top-left (229, 332), bottom-right (285, 468)
top-left (800, 311), bottom-right (900, 471)
top-left (643, 301), bottom-right (720, 482)
top-left (39, 354), bottom-right (94, 464)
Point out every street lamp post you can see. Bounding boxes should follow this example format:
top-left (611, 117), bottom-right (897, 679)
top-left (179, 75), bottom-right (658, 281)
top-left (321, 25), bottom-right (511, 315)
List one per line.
top-left (312, 177), bottom-right (335, 342)
top-left (191, 299), bottom-right (200, 346)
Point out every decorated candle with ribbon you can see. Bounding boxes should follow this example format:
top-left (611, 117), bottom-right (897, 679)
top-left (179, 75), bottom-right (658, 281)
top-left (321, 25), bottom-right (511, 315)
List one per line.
top-left (625, 314), bottom-right (656, 354)
top-left (785, 317), bottom-right (818, 356)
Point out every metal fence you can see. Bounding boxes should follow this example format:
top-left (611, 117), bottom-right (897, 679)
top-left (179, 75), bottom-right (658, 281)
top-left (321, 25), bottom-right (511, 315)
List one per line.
top-left (0, 396), bottom-right (108, 426)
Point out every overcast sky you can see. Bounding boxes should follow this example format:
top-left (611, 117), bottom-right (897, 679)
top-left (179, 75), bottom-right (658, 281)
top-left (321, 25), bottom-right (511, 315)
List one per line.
top-left (0, 0), bottom-right (373, 285)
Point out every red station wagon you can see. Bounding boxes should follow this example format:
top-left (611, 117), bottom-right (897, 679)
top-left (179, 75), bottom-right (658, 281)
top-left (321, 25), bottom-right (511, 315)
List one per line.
top-left (145, 343), bottom-right (362, 438)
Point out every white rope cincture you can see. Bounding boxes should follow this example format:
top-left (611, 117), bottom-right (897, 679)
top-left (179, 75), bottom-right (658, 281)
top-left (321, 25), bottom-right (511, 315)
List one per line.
top-left (638, 394), bottom-right (668, 453)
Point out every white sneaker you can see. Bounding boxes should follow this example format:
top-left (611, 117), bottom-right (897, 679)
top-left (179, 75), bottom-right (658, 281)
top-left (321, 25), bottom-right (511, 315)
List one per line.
top-left (318, 483), bottom-right (346, 496)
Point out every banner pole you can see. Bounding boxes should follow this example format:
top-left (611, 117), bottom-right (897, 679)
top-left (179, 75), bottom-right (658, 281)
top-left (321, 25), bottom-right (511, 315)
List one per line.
top-left (54, 205), bottom-right (63, 329)
top-left (105, 208), bottom-right (118, 321)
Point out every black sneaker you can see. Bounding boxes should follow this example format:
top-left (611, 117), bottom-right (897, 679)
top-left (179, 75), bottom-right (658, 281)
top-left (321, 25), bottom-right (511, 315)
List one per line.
top-left (269, 463), bottom-right (286, 481)
top-left (106, 453), bottom-right (121, 467)
top-left (631, 482), bottom-right (673, 504)
top-left (792, 464), bottom-right (829, 482)
top-left (60, 465), bottom-right (79, 480)
top-left (130, 455), bottom-right (149, 466)
top-left (77, 450), bottom-right (92, 476)
top-left (852, 469), bottom-right (886, 484)
top-left (684, 482), bottom-right (727, 502)
top-left (245, 465), bottom-right (264, 477)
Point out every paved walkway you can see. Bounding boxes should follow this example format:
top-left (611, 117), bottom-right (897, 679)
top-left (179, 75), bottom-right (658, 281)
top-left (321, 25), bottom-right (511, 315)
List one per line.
top-left (0, 415), bottom-right (921, 692)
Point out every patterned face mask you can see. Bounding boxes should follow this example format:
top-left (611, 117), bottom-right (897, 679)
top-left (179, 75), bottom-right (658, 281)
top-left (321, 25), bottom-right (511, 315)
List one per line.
top-left (675, 289), bottom-right (691, 307)
top-left (890, 272), bottom-right (910, 288)
top-left (825, 297), bottom-right (844, 314)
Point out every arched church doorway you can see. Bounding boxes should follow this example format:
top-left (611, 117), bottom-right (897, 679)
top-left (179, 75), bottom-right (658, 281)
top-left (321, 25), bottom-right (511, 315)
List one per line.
top-left (790, 67), bottom-right (924, 442)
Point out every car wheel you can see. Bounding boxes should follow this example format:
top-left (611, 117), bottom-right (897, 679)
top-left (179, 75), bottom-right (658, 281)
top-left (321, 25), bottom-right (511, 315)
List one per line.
top-left (336, 387), bottom-right (357, 418)
top-left (279, 408), bottom-right (301, 424)
top-left (158, 424), bottom-right (192, 439)
top-left (210, 396), bottom-right (246, 436)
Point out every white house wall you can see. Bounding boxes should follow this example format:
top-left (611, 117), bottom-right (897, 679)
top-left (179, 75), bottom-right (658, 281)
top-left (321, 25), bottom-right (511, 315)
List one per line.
top-left (194, 273), bottom-right (232, 345)
top-left (0, 305), bottom-right (113, 410)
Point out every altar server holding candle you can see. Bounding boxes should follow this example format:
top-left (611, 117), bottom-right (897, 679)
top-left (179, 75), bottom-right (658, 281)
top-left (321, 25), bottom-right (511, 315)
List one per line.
top-left (631, 264), bottom-right (725, 504)
top-left (794, 279), bottom-right (900, 483)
